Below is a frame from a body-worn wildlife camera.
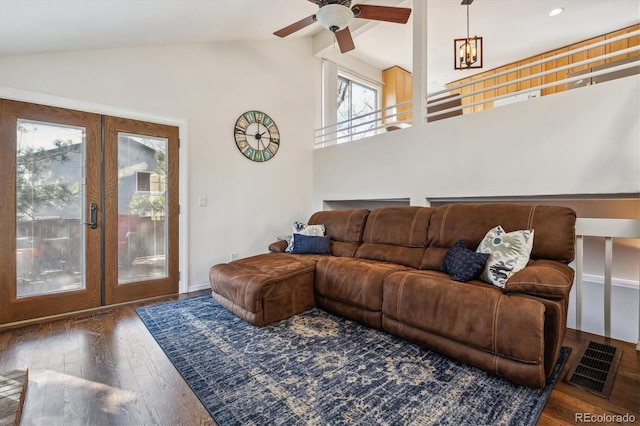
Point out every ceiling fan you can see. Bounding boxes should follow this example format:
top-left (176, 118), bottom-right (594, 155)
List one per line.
top-left (273, 0), bottom-right (412, 54)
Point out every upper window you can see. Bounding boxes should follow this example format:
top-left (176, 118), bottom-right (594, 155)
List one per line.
top-left (136, 171), bottom-right (164, 193)
top-left (137, 171), bottom-right (151, 192)
top-left (337, 76), bottom-right (378, 142)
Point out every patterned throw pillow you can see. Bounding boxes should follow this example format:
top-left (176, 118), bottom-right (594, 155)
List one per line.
top-left (441, 240), bottom-right (490, 282)
top-left (476, 226), bottom-right (534, 288)
top-left (285, 221), bottom-right (326, 252)
top-left (291, 234), bottom-right (331, 255)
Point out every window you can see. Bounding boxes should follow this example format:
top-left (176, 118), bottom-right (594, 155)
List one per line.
top-left (136, 171), bottom-right (165, 193)
top-left (337, 76), bottom-right (378, 142)
top-left (137, 171), bottom-right (151, 192)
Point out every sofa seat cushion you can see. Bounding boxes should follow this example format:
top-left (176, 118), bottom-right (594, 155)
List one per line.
top-left (382, 270), bottom-right (545, 364)
top-left (209, 253), bottom-right (317, 326)
top-left (315, 257), bottom-right (410, 313)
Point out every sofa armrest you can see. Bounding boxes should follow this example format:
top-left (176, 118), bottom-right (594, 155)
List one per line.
top-left (268, 240), bottom-right (288, 253)
top-left (504, 260), bottom-right (575, 299)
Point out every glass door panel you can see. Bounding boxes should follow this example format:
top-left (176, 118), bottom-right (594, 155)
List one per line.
top-left (117, 132), bottom-right (168, 283)
top-left (16, 119), bottom-right (86, 297)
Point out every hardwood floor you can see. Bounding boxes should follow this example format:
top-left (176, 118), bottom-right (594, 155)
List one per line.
top-left (1, 291), bottom-right (638, 425)
top-left (0, 292), bottom-right (214, 426)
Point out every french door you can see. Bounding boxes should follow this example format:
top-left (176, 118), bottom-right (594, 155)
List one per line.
top-left (0, 99), bottom-right (179, 323)
top-left (103, 116), bottom-right (179, 304)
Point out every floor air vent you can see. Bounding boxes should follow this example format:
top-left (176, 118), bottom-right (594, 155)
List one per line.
top-left (564, 340), bottom-right (622, 398)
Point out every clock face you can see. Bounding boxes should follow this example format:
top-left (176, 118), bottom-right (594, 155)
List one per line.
top-left (234, 110), bottom-right (280, 162)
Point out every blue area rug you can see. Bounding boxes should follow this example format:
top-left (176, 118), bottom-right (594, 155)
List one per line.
top-left (136, 295), bottom-right (570, 425)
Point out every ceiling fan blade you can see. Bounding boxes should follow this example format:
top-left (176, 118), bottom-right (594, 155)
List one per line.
top-left (273, 15), bottom-right (316, 38)
top-left (335, 27), bottom-right (355, 53)
top-left (352, 4), bottom-right (411, 24)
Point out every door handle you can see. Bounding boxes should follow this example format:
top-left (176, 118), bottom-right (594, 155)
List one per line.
top-left (84, 202), bottom-right (98, 229)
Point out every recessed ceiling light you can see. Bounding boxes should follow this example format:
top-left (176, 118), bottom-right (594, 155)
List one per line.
top-left (548, 7), bottom-right (564, 17)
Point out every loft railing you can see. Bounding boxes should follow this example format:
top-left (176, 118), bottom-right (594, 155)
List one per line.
top-left (574, 218), bottom-right (640, 350)
top-left (426, 29), bottom-right (639, 120)
top-left (315, 28), bottom-right (639, 148)
top-left (314, 100), bottom-right (412, 148)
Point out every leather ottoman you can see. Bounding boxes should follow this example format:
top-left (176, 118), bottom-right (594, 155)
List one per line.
top-left (209, 253), bottom-right (316, 326)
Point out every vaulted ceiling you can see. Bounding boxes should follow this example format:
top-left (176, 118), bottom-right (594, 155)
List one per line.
top-left (1, 0), bottom-right (638, 91)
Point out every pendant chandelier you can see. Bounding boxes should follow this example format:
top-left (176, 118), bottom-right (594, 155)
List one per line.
top-left (454, 0), bottom-right (483, 70)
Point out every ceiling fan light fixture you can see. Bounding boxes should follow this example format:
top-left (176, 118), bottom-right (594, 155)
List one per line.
top-left (316, 4), bottom-right (354, 33)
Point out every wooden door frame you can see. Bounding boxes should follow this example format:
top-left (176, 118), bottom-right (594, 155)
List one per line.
top-left (103, 116), bottom-right (180, 304)
top-left (0, 99), bottom-right (102, 322)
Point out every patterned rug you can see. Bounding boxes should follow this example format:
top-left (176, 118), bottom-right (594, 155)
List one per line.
top-left (136, 295), bottom-right (570, 426)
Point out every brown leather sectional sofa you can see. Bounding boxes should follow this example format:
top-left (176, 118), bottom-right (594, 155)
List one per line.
top-left (209, 204), bottom-right (576, 388)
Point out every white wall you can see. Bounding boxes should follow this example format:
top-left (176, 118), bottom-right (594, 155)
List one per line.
top-left (567, 278), bottom-right (638, 344)
top-left (0, 38), bottom-right (320, 290)
top-left (312, 75), bottom-right (640, 282)
top-left (313, 75), bottom-right (640, 206)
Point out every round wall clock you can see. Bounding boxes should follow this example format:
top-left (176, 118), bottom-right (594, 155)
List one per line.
top-left (234, 110), bottom-right (280, 162)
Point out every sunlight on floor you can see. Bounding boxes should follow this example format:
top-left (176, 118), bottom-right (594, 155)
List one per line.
top-left (27, 369), bottom-right (137, 415)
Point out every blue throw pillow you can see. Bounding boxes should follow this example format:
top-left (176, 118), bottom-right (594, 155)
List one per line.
top-left (291, 234), bottom-right (331, 255)
top-left (441, 240), bottom-right (490, 282)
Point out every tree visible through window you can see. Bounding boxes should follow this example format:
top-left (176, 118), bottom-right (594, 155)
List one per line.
top-left (337, 76), bottom-right (377, 142)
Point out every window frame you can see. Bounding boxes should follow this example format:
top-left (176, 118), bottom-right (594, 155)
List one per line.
top-left (336, 71), bottom-right (381, 142)
top-left (136, 171), bottom-right (151, 192)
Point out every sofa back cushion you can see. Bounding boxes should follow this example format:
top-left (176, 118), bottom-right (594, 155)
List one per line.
top-left (308, 209), bottom-right (369, 257)
top-left (420, 203), bottom-right (576, 270)
top-left (355, 206), bottom-right (434, 268)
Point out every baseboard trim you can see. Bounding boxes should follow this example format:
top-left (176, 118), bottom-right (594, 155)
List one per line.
top-left (0, 293), bottom-right (179, 331)
top-left (580, 274), bottom-right (639, 290)
top-left (188, 282), bottom-right (211, 293)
